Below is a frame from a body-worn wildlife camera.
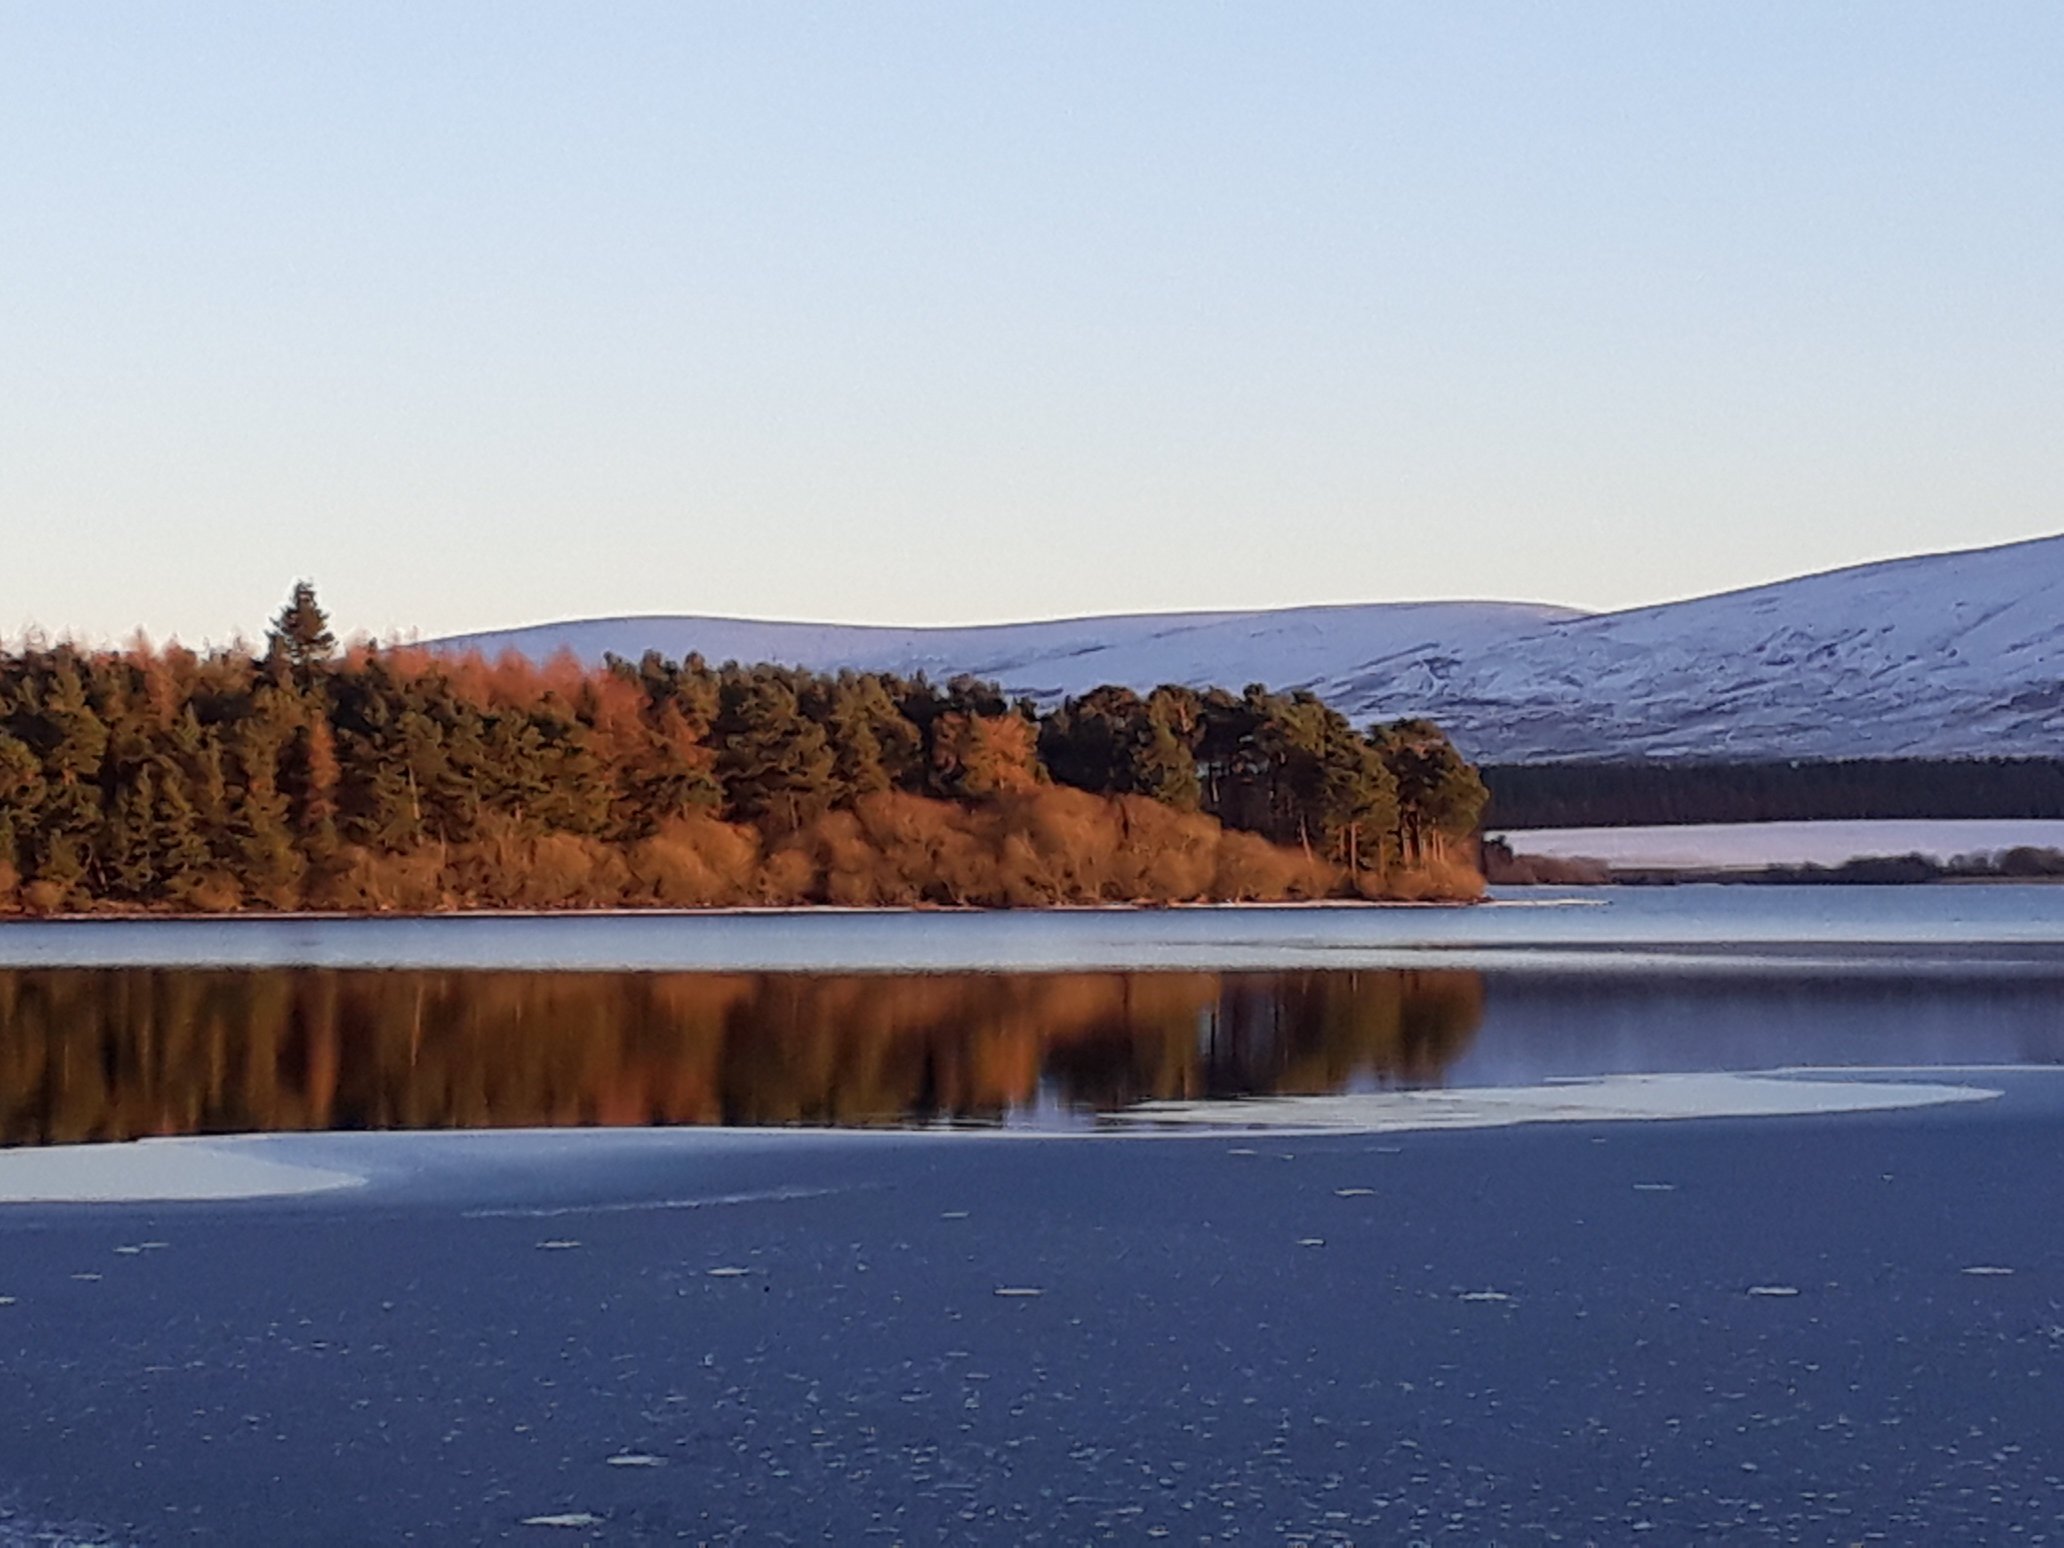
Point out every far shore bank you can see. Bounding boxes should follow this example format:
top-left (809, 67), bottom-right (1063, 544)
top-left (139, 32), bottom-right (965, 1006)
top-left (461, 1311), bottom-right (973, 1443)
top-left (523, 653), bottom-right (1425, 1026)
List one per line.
top-left (4, 886), bottom-right (2064, 975)
top-left (0, 894), bottom-right (1488, 928)
top-left (1490, 818), bottom-right (2064, 887)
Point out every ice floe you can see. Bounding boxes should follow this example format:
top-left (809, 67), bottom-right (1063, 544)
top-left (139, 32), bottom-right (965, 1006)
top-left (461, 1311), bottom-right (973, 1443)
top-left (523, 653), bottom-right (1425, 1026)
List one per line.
top-left (1119, 1071), bottom-right (2000, 1133)
top-left (0, 1136), bottom-right (361, 1205)
top-left (0, 1070), bottom-right (2013, 1213)
top-left (468, 1184), bottom-right (840, 1219)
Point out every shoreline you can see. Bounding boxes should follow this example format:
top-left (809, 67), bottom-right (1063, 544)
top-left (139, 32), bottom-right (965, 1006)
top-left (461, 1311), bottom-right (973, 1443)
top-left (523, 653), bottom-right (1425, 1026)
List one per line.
top-left (0, 895), bottom-right (1486, 927)
top-left (5, 888), bottom-right (2064, 974)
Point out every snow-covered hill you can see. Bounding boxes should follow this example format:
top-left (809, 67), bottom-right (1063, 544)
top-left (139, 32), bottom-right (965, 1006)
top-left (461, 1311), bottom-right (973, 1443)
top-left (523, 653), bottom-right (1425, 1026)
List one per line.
top-left (1367, 533), bottom-right (2064, 761)
top-left (433, 534), bottom-right (2064, 763)
top-left (439, 602), bottom-right (1583, 713)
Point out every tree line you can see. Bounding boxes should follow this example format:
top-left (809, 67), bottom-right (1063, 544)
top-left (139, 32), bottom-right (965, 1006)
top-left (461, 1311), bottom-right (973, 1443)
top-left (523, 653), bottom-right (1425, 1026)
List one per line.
top-left (1484, 757), bottom-right (2064, 830)
top-left (0, 584), bottom-right (1487, 913)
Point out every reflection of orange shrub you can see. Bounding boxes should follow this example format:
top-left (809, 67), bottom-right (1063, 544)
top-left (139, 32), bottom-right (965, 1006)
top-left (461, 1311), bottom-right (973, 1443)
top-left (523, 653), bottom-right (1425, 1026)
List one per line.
top-left (0, 965), bottom-right (1487, 1143)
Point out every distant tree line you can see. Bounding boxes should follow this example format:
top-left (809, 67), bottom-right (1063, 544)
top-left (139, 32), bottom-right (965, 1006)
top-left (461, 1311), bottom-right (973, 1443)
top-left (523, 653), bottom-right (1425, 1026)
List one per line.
top-left (1603, 848), bottom-right (2064, 887)
top-left (1484, 758), bottom-right (2064, 830)
top-left (1485, 837), bottom-right (2064, 887)
top-left (0, 585), bottom-right (1488, 914)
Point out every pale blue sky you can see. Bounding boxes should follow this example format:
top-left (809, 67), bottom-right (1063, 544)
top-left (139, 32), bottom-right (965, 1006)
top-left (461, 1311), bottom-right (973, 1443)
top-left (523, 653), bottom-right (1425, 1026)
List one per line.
top-left (4, 3), bottom-right (2060, 645)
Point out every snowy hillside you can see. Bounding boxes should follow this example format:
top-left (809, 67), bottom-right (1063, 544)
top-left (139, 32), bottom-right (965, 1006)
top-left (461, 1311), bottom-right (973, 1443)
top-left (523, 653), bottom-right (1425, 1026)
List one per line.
top-left (439, 602), bottom-right (1583, 711)
top-left (1359, 533), bottom-right (2064, 761)
top-left (433, 534), bottom-right (2064, 763)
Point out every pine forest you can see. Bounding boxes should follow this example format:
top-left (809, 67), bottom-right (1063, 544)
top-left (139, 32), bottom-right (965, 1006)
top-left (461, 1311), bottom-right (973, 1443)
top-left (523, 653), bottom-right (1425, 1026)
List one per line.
top-left (0, 586), bottom-right (1488, 914)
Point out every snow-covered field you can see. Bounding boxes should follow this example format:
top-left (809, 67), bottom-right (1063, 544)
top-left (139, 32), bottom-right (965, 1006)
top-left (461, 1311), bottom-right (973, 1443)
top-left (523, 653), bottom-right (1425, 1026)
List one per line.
top-left (1502, 819), bottom-right (2064, 870)
top-left (432, 532), bottom-right (2064, 762)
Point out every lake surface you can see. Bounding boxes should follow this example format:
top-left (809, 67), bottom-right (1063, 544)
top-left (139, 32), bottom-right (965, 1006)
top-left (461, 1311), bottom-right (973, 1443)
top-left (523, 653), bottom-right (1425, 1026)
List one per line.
top-left (3, 887), bottom-right (2061, 1145)
top-left (8, 891), bottom-right (2059, 1548)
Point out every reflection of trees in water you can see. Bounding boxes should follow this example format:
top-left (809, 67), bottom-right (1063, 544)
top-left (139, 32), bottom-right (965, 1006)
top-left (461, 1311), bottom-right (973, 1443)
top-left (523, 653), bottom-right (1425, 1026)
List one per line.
top-left (0, 968), bottom-right (1483, 1145)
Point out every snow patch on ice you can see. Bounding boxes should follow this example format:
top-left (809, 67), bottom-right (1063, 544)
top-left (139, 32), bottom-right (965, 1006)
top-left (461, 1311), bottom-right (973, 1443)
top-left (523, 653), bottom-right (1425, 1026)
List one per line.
top-left (0, 1138), bottom-right (360, 1205)
top-left (1119, 1071), bottom-right (1999, 1133)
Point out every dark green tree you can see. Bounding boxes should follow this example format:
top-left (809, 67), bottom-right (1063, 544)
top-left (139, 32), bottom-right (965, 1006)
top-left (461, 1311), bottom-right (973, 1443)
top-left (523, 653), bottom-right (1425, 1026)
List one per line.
top-left (713, 673), bottom-right (837, 833)
top-left (265, 581), bottom-right (336, 689)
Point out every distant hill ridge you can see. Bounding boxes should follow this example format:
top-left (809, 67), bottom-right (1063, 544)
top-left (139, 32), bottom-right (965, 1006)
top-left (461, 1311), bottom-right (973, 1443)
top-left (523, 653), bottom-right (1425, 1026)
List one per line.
top-left (435, 533), bottom-right (2064, 763)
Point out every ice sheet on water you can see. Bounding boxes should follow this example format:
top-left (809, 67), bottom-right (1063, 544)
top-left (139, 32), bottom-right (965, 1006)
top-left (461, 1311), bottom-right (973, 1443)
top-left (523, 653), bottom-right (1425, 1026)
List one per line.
top-left (0, 1137), bottom-right (361, 1205)
top-left (1119, 1071), bottom-right (1999, 1134)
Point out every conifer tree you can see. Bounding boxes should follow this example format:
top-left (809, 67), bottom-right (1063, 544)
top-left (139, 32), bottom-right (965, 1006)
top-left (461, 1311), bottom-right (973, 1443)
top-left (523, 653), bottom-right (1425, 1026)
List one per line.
top-left (713, 674), bottom-right (836, 833)
top-left (0, 733), bottom-right (42, 880)
top-left (1377, 720), bottom-right (1488, 865)
top-left (266, 581), bottom-right (336, 690)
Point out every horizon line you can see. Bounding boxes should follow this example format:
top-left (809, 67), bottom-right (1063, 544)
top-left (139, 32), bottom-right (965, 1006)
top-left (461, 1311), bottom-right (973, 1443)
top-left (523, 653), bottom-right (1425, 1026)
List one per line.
top-left (7, 527), bottom-right (2060, 655)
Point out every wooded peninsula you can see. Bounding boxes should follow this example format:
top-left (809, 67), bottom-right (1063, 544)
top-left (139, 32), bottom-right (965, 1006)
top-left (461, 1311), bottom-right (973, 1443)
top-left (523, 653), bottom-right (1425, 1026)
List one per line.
top-left (0, 586), bottom-right (1487, 914)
